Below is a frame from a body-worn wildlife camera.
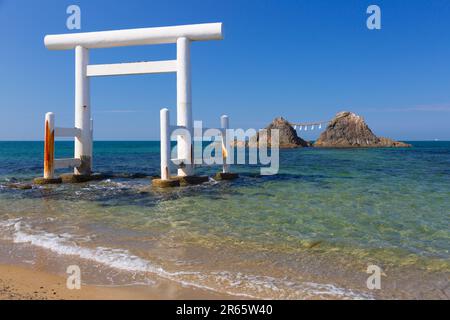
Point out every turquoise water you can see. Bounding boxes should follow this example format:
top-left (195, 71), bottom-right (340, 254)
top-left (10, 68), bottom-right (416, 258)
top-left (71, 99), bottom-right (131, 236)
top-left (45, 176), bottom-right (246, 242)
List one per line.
top-left (0, 141), bottom-right (449, 299)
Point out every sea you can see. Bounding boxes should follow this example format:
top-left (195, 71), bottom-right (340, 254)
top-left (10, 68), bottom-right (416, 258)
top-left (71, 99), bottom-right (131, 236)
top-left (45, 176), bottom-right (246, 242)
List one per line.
top-left (0, 141), bottom-right (449, 299)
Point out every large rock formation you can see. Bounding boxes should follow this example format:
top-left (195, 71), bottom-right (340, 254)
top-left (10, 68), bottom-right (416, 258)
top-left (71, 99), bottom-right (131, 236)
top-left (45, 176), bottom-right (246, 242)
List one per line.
top-left (248, 117), bottom-right (311, 148)
top-left (314, 111), bottom-right (411, 148)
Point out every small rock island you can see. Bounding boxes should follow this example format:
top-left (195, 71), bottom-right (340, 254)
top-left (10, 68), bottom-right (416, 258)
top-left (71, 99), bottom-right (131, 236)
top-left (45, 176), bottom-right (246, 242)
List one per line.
top-left (240, 111), bottom-right (411, 149)
top-left (248, 117), bottom-right (312, 148)
top-left (314, 111), bottom-right (411, 148)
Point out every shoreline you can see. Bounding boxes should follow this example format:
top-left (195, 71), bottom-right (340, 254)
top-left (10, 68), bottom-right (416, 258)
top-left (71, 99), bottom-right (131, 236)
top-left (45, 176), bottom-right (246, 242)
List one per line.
top-left (0, 264), bottom-right (237, 300)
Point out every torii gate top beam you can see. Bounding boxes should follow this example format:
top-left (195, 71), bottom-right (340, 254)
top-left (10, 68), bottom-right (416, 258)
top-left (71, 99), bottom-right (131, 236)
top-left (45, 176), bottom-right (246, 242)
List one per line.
top-left (44, 22), bottom-right (223, 50)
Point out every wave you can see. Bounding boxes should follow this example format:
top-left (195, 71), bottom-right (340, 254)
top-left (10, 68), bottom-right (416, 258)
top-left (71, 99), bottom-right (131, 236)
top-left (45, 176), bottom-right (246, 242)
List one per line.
top-left (0, 218), bottom-right (372, 299)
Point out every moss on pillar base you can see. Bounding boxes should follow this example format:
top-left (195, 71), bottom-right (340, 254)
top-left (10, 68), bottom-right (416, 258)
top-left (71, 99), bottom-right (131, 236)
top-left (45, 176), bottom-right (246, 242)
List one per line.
top-left (60, 173), bottom-right (106, 183)
top-left (152, 178), bottom-right (181, 188)
top-left (33, 177), bottom-right (63, 185)
top-left (214, 172), bottom-right (239, 181)
top-left (175, 175), bottom-right (210, 186)
top-left (152, 175), bottom-right (209, 187)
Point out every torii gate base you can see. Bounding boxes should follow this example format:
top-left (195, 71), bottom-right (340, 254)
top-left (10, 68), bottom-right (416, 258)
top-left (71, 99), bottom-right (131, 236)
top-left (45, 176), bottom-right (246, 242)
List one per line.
top-left (214, 172), bottom-right (239, 181)
top-left (151, 108), bottom-right (238, 188)
top-left (152, 175), bottom-right (209, 188)
top-left (152, 173), bottom-right (238, 188)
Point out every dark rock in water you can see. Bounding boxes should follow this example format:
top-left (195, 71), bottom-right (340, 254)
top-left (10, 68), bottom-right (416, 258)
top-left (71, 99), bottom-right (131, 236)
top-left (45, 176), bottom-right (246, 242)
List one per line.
top-left (112, 172), bottom-right (149, 179)
top-left (314, 111), bottom-right (411, 148)
top-left (33, 177), bottom-right (62, 185)
top-left (6, 183), bottom-right (33, 190)
top-left (243, 117), bottom-right (311, 148)
top-left (377, 137), bottom-right (412, 148)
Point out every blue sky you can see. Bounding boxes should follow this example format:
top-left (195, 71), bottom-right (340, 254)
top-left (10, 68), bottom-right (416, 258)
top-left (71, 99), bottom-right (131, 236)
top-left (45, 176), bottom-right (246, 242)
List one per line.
top-left (0, 0), bottom-right (449, 140)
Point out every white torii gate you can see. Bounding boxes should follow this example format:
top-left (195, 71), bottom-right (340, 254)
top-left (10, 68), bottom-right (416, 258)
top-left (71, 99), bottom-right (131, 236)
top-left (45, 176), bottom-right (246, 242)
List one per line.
top-left (41, 23), bottom-right (223, 181)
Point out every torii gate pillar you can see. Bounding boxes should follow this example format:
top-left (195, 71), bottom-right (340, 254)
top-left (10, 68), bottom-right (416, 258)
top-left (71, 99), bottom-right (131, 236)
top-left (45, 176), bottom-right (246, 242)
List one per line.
top-left (177, 37), bottom-right (193, 176)
top-left (74, 46), bottom-right (92, 175)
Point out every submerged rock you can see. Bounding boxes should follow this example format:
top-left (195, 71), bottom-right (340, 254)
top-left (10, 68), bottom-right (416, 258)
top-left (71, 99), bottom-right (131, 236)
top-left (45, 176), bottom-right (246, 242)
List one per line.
top-left (242, 117), bottom-right (311, 148)
top-left (6, 183), bottom-right (33, 190)
top-left (377, 137), bottom-right (412, 148)
top-left (314, 111), bottom-right (411, 148)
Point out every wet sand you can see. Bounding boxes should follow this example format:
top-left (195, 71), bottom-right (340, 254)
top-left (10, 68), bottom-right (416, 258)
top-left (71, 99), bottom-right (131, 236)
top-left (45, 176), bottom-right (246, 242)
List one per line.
top-left (0, 264), bottom-right (236, 300)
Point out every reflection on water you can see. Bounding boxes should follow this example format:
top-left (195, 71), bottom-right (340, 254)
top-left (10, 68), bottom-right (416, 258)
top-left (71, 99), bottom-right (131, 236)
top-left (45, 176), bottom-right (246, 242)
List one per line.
top-left (0, 141), bottom-right (449, 299)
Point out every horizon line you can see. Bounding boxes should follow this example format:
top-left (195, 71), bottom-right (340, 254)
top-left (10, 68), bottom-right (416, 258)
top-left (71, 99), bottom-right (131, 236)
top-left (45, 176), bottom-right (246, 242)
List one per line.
top-left (1, 139), bottom-right (449, 143)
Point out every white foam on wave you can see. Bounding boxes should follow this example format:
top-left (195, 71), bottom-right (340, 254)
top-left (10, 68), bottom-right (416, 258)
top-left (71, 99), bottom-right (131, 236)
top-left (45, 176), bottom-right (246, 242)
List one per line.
top-left (212, 271), bottom-right (373, 300)
top-left (0, 218), bottom-right (21, 228)
top-left (0, 217), bottom-right (373, 299)
top-left (0, 218), bottom-right (22, 240)
top-left (1, 219), bottom-right (231, 295)
top-left (11, 222), bottom-right (189, 277)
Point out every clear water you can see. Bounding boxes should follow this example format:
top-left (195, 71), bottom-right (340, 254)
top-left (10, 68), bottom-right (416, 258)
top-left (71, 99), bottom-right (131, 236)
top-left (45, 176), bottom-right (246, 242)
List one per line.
top-left (0, 141), bottom-right (449, 299)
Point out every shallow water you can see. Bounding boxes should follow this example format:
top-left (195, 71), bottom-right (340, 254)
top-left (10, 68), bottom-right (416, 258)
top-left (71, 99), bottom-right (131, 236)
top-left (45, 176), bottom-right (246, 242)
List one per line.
top-left (0, 141), bottom-right (449, 299)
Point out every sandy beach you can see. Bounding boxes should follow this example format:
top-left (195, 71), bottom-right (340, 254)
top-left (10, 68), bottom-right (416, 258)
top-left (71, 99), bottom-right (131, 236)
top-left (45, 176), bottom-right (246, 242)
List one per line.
top-left (0, 264), bottom-right (235, 300)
